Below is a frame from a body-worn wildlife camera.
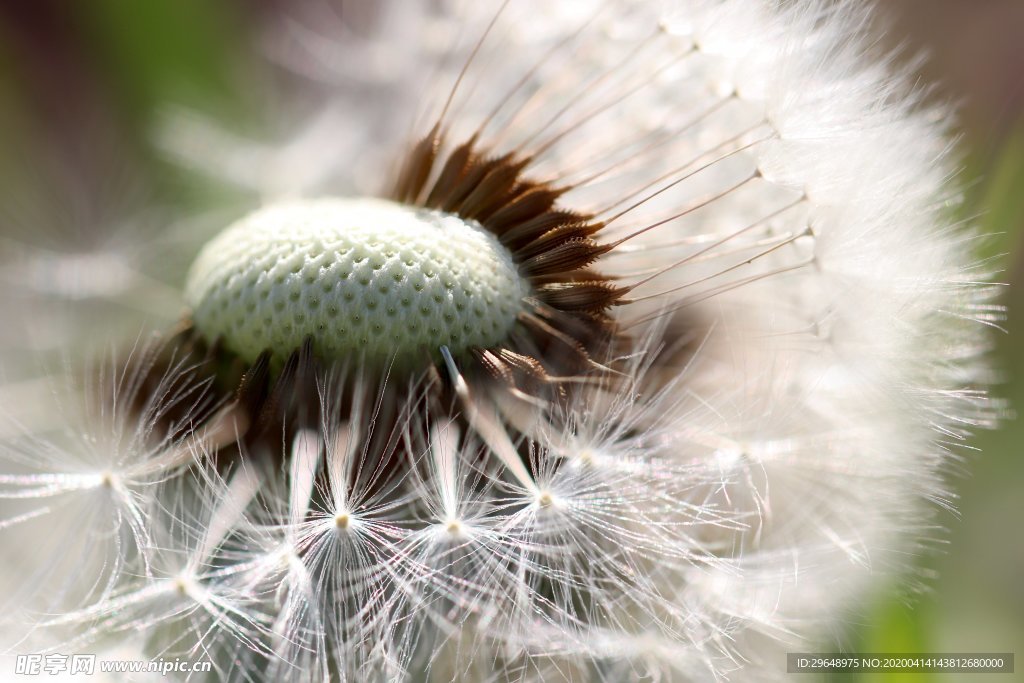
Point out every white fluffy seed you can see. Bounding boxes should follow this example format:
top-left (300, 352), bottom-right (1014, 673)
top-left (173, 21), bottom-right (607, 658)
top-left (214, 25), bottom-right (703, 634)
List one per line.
top-left (184, 198), bottom-right (529, 364)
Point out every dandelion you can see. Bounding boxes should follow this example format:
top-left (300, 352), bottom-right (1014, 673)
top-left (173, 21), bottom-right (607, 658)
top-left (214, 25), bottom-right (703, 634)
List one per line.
top-left (0, 0), bottom-right (999, 681)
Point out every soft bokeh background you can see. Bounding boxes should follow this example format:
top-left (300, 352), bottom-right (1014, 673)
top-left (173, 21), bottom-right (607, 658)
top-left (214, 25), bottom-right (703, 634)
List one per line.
top-left (0, 2), bottom-right (1021, 680)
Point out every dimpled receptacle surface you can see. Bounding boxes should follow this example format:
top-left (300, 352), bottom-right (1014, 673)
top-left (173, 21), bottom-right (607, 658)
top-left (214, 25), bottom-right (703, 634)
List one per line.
top-left (184, 198), bottom-right (529, 365)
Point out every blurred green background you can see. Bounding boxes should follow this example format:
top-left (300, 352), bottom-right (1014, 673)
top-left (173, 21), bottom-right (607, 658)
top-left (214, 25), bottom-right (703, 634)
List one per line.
top-left (0, 1), bottom-right (1021, 680)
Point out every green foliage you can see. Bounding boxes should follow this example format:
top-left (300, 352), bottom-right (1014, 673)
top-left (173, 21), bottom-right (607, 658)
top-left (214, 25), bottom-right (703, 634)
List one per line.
top-left (70, 0), bottom-right (241, 115)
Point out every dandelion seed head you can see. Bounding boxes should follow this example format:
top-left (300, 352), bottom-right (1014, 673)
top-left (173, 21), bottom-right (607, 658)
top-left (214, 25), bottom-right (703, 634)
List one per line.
top-left (0, 0), bottom-right (1002, 680)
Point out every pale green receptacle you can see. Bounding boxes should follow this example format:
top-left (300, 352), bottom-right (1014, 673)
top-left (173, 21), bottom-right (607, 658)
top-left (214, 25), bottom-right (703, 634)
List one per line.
top-left (185, 198), bottom-right (529, 365)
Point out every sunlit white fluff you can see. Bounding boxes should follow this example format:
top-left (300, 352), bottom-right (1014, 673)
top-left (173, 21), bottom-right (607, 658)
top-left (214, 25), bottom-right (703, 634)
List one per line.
top-left (0, 345), bottom-right (218, 619)
top-left (0, 145), bottom-right (187, 373)
top-left (0, 0), bottom-right (997, 681)
top-left (36, 461), bottom-right (271, 677)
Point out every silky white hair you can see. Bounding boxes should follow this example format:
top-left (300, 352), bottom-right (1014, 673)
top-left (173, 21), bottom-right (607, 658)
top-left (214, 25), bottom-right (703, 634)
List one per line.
top-left (0, 1), bottom-right (998, 681)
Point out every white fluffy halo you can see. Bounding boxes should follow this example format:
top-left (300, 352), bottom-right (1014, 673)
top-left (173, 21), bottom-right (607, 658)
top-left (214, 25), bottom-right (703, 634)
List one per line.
top-left (0, 1), bottom-right (998, 681)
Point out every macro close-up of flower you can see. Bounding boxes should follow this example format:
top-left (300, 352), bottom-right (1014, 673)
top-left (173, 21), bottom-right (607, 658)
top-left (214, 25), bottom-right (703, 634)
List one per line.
top-left (0, 0), bottom-right (1021, 681)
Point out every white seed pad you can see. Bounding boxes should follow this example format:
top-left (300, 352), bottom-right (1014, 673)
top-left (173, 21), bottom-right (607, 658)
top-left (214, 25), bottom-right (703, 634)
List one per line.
top-left (185, 198), bottom-right (529, 364)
